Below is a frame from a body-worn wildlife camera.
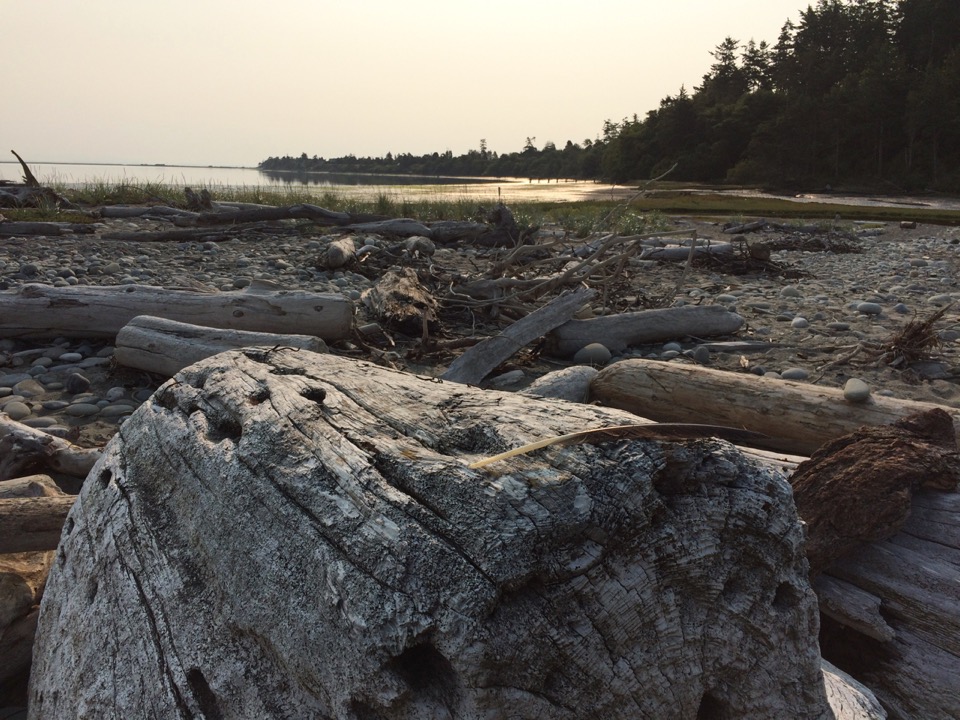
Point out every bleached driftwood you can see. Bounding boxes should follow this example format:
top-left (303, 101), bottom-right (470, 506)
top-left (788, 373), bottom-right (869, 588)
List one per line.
top-left (0, 283), bottom-right (353, 341)
top-left (0, 496), bottom-right (76, 554)
top-left (0, 473), bottom-right (64, 499)
top-left (821, 660), bottom-right (887, 720)
top-left (115, 315), bottom-right (328, 377)
top-left (0, 416), bottom-right (102, 481)
top-left (442, 287), bottom-right (596, 384)
top-left (546, 305), bottom-right (744, 357)
top-left (590, 358), bottom-right (960, 456)
top-left (30, 349), bottom-right (836, 719)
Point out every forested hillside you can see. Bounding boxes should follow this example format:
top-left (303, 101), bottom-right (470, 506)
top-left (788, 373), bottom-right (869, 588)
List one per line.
top-left (260, 0), bottom-right (960, 191)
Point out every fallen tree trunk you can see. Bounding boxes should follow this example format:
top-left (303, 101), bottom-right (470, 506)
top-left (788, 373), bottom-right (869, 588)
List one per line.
top-left (115, 315), bottom-right (329, 377)
top-left (0, 221), bottom-right (95, 237)
top-left (590, 358), bottom-right (960, 456)
top-left (546, 305), bottom-right (744, 357)
top-left (0, 473), bottom-right (64, 499)
top-left (0, 416), bottom-right (102, 481)
top-left (30, 349), bottom-right (838, 719)
top-left (442, 287), bottom-right (596, 384)
top-left (0, 496), bottom-right (76, 554)
top-left (0, 283), bottom-right (353, 340)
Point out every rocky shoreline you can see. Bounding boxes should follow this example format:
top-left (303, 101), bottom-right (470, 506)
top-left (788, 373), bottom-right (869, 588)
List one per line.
top-left (1, 213), bottom-right (958, 456)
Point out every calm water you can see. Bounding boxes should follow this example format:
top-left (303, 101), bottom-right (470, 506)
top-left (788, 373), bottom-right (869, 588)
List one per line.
top-left (2, 162), bottom-right (957, 209)
top-left (0, 161), bottom-right (608, 203)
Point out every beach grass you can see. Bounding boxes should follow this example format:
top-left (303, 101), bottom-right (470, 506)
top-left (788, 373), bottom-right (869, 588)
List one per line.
top-left (4, 179), bottom-right (959, 228)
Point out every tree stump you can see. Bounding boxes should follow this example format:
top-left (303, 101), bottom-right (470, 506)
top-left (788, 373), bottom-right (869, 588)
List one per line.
top-left (30, 351), bottom-right (835, 719)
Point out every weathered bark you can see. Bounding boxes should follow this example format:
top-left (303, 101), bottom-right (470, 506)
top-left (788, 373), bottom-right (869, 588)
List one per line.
top-left (790, 408), bottom-right (960, 577)
top-left (590, 358), bottom-right (960, 456)
top-left (30, 350), bottom-right (833, 720)
top-left (0, 416), bottom-right (102, 481)
top-left (1, 550), bottom-right (54, 701)
top-left (818, 490), bottom-right (960, 720)
top-left (115, 314), bottom-right (328, 377)
top-left (814, 575), bottom-right (895, 643)
top-left (0, 496), bottom-right (76, 554)
top-left (361, 267), bottom-right (437, 335)
top-left (442, 287), bottom-right (596, 384)
top-left (546, 305), bottom-right (744, 357)
top-left (0, 283), bottom-right (353, 340)
top-left (98, 205), bottom-right (198, 219)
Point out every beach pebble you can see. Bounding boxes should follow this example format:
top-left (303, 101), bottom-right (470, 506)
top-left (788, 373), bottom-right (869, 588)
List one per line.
top-left (573, 343), bottom-right (612, 366)
top-left (22, 416), bottom-right (58, 428)
top-left (662, 342), bottom-right (682, 353)
top-left (790, 317), bottom-right (809, 329)
top-left (487, 370), bottom-right (526, 388)
top-left (893, 303), bottom-right (910, 314)
top-left (927, 294), bottom-right (953, 305)
top-left (779, 286), bottom-right (803, 299)
top-left (691, 345), bottom-right (711, 364)
top-left (64, 403), bottom-right (101, 418)
top-left (58, 352), bottom-right (84, 363)
top-left (64, 372), bottom-right (92, 395)
top-left (856, 302), bottom-right (883, 315)
top-left (105, 387), bottom-right (127, 402)
top-left (827, 322), bottom-right (850, 331)
top-left (780, 368), bottom-right (810, 381)
top-left (3, 400), bottom-right (32, 421)
top-left (13, 378), bottom-right (46, 397)
top-left (843, 378), bottom-right (871, 403)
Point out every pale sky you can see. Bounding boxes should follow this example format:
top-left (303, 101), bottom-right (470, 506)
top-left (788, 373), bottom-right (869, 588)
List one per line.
top-left (4, 0), bottom-right (805, 167)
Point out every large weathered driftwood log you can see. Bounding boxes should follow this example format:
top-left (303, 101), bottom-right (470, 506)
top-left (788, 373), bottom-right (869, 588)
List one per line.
top-left (115, 315), bottom-right (328, 377)
top-left (818, 489), bottom-right (960, 720)
top-left (361, 267), bottom-right (437, 335)
top-left (0, 416), bottom-right (102, 481)
top-left (30, 350), bottom-right (837, 719)
top-left (590, 358), bottom-right (960, 456)
top-left (546, 305), bottom-right (744, 357)
top-left (0, 283), bottom-right (353, 340)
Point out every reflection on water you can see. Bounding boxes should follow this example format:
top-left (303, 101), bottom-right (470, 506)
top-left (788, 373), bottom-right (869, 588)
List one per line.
top-left (2, 162), bottom-right (957, 209)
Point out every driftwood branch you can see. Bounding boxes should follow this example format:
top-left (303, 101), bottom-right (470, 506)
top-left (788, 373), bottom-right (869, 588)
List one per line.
top-left (115, 315), bottom-right (329, 377)
top-left (442, 287), bottom-right (596, 384)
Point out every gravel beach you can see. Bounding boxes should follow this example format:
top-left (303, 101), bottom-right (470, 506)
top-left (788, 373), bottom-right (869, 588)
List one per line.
top-left (2, 213), bottom-right (959, 453)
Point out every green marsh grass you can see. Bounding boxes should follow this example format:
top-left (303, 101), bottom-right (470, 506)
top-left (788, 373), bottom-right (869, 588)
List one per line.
top-left (6, 179), bottom-right (957, 227)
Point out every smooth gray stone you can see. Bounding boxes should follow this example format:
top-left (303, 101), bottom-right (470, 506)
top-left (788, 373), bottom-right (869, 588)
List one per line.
top-left (3, 400), bottom-right (32, 421)
top-left (856, 302), bottom-right (883, 315)
top-left (780, 368), bottom-right (810, 381)
top-left (843, 378), bottom-right (871, 403)
top-left (64, 403), bottom-right (101, 418)
top-left (573, 343), bottom-right (612, 366)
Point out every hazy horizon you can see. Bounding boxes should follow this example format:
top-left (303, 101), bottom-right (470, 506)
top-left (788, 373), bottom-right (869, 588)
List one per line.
top-left (7, 1), bottom-right (804, 168)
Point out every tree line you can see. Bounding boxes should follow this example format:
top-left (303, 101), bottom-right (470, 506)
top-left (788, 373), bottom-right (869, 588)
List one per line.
top-left (260, 0), bottom-right (960, 192)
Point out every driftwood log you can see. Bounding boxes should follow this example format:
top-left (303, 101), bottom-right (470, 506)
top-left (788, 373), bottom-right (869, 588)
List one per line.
top-left (0, 283), bottom-right (353, 341)
top-left (115, 315), bottom-right (329, 377)
top-left (0, 416), bottom-right (102, 481)
top-left (0, 496), bottom-right (76, 554)
top-left (546, 305), bottom-right (744, 357)
top-left (30, 350), bottom-right (843, 719)
top-left (590, 358), bottom-right (960, 456)
top-left (818, 489), bottom-right (960, 720)
top-left (640, 242), bottom-right (734, 261)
